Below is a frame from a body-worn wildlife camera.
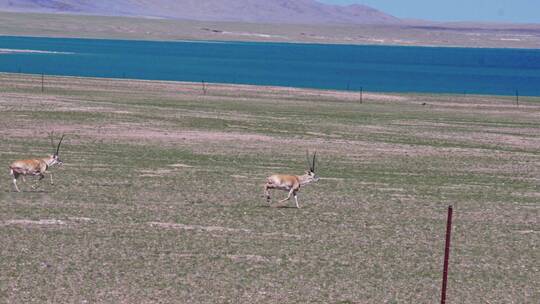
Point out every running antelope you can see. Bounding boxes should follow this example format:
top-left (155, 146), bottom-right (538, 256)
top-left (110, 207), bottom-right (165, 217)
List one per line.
top-left (264, 151), bottom-right (320, 208)
top-left (9, 133), bottom-right (65, 192)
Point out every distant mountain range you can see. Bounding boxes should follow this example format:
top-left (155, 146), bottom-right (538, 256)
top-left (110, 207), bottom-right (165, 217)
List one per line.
top-left (0, 0), bottom-right (400, 24)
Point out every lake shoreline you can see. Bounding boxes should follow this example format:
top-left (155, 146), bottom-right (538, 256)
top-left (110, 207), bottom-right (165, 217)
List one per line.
top-left (2, 72), bottom-right (539, 100)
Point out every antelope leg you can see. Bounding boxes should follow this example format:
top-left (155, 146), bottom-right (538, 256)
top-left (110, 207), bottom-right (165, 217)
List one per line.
top-left (276, 188), bottom-right (294, 205)
top-left (12, 177), bottom-right (20, 192)
top-left (264, 183), bottom-right (270, 202)
top-left (10, 171), bottom-right (21, 192)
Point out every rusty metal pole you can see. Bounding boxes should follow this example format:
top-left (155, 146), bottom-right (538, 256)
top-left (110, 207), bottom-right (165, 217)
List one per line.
top-left (441, 205), bottom-right (453, 304)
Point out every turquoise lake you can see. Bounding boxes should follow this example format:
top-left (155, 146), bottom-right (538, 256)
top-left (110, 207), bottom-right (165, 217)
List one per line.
top-left (0, 36), bottom-right (539, 96)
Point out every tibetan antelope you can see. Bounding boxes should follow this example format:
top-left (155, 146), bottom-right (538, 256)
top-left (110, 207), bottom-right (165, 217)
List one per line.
top-left (8, 133), bottom-right (65, 192)
top-left (264, 151), bottom-right (320, 208)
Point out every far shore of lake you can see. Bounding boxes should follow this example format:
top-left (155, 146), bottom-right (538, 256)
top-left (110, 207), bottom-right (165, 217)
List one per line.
top-left (0, 11), bottom-right (539, 49)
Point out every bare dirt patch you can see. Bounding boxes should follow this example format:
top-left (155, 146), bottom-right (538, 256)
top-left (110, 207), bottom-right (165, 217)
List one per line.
top-left (168, 163), bottom-right (193, 168)
top-left (1, 217), bottom-right (98, 227)
top-left (148, 222), bottom-right (304, 239)
top-left (67, 217), bottom-right (97, 223)
top-left (148, 222), bottom-right (251, 234)
top-left (1, 219), bottom-right (66, 226)
top-left (138, 169), bottom-right (177, 177)
top-left (226, 254), bottom-right (273, 263)
top-left (115, 129), bottom-right (275, 143)
top-left (514, 230), bottom-right (540, 234)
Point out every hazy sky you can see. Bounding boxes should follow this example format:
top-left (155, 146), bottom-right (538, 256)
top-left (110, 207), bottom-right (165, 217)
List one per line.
top-left (320, 0), bottom-right (539, 23)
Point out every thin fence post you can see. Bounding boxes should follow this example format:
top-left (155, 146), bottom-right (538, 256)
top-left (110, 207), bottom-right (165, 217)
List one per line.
top-left (360, 87), bottom-right (363, 104)
top-left (441, 205), bottom-right (453, 304)
top-left (41, 73), bottom-right (44, 93)
top-left (515, 90), bottom-right (519, 106)
top-left (202, 80), bottom-right (207, 95)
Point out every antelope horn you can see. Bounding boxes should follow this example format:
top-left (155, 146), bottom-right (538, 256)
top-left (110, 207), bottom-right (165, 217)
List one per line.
top-left (312, 151), bottom-right (317, 173)
top-left (306, 150), bottom-right (313, 172)
top-left (55, 134), bottom-right (65, 155)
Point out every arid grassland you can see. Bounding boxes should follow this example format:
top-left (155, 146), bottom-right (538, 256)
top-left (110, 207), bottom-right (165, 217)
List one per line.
top-left (0, 73), bottom-right (538, 303)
